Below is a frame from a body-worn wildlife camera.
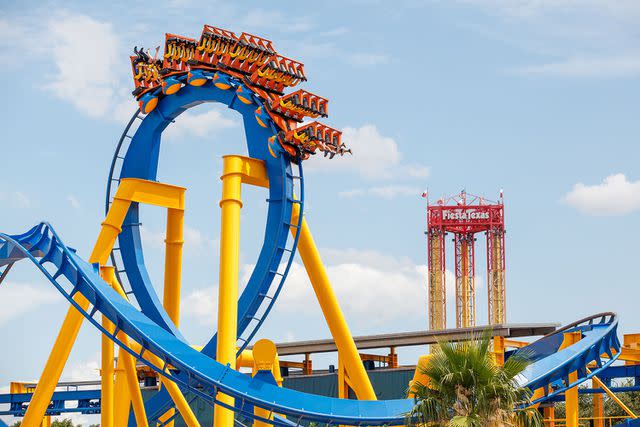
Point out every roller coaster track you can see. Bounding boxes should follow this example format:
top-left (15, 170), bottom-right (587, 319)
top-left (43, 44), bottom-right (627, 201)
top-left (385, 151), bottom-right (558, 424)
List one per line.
top-left (0, 221), bottom-right (622, 425)
top-left (101, 71), bottom-right (304, 423)
top-left (0, 36), bottom-right (625, 426)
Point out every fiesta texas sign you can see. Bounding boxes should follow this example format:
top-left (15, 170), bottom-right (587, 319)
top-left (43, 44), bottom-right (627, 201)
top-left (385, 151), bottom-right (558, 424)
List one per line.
top-left (442, 209), bottom-right (490, 221)
top-left (428, 204), bottom-right (504, 232)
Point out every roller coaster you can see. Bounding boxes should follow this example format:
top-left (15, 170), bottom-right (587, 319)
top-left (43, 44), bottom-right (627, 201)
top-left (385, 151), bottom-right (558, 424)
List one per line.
top-left (0, 24), bottom-right (638, 427)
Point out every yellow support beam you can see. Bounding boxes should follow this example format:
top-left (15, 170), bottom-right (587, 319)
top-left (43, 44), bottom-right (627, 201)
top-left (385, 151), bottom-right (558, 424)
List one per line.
top-left (113, 354), bottom-right (132, 426)
top-left (100, 267), bottom-right (116, 427)
top-left (252, 340), bottom-right (279, 427)
top-left (111, 178), bottom-right (186, 209)
top-left (593, 392), bottom-right (603, 427)
top-left (237, 349), bottom-right (282, 386)
top-left (102, 265), bottom-right (201, 427)
top-left (588, 370), bottom-right (637, 419)
top-left (215, 156), bottom-right (376, 402)
top-left (164, 207), bottom-right (185, 327)
top-left (493, 336), bottom-right (505, 366)
top-left (118, 336), bottom-right (149, 427)
top-left (25, 175), bottom-right (187, 427)
top-left (427, 231), bottom-right (446, 331)
top-left (100, 266), bottom-right (148, 427)
top-left (337, 354), bottom-right (348, 399)
top-left (560, 331), bottom-right (582, 427)
top-left (223, 155), bottom-right (270, 189)
top-left (90, 178), bottom-right (186, 265)
top-left (487, 231), bottom-right (505, 325)
top-left (543, 406), bottom-right (555, 427)
top-left (407, 355), bottom-right (431, 398)
top-left (211, 155), bottom-right (274, 427)
top-left (162, 206), bottom-right (185, 427)
top-left (22, 293), bottom-right (90, 427)
top-left (290, 202), bottom-right (377, 400)
top-left (214, 155), bottom-right (246, 427)
top-left (460, 238), bottom-right (471, 328)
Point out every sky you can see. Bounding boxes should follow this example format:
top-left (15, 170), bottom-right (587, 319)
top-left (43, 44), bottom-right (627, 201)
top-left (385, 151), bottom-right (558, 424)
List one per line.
top-left (1, 0), bottom-right (640, 424)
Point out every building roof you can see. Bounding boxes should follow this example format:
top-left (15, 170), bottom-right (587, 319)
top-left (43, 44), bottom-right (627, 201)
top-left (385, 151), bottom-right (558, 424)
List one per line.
top-left (272, 323), bottom-right (559, 356)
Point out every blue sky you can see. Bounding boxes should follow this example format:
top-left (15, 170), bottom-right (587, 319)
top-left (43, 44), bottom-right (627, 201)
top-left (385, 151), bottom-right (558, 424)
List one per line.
top-left (1, 0), bottom-right (640, 423)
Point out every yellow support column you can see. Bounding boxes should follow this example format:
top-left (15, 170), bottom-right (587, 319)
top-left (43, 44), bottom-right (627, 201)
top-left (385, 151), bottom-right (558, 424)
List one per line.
top-left (164, 207), bottom-right (185, 324)
top-left (163, 206), bottom-right (185, 427)
top-left (100, 266), bottom-right (148, 427)
top-left (101, 323), bottom-right (115, 427)
top-left (23, 178), bottom-right (186, 427)
top-left (408, 355), bottom-right (431, 398)
top-left (543, 406), bottom-right (555, 427)
top-left (560, 332), bottom-right (581, 427)
top-left (337, 354), bottom-right (348, 399)
top-left (291, 203), bottom-right (377, 400)
top-left (214, 156), bottom-right (245, 427)
top-left (427, 230), bottom-right (446, 331)
top-left (252, 340), bottom-right (278, 427)
top-left (493, 336), bottom-right (505, 366)
top-left (593, 392), bottom-right (603, 427)
top-left (22, 292), bottom-right (90, 427)
top-left (113, 355), bottom-right (132, 426)
top-left (119, 343), bottom-right (149, 427)
top-left (461, 239), bottom-right (470, 328)
top-left (104, 265), bottom-right (201, 427)
top-left (40, 416), bottom-right (51, 427)
top-left (100, 267), bottom-right (116, 427)
top-left (590, 372), bottom-right (637, 419)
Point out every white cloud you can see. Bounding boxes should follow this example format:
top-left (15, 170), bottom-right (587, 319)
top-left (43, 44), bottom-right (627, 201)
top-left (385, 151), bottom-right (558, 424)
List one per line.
top-left (182, 286), bottom-right (218, 327)
top-left (275, 250), bottom-right (428, 326)
top-left (406, 165), bottom-right (430, 179)
top-left (517, 54), bottom-right (640, 77)
top-left (141, 225), bottom-right (218, 252)
top-left (65, 353), bottom-right (101, 382)
top-left (180, 250), bottom-right (427, 328)
top-left (180, 249), bottom-right (486, 330)
top-left (67, 194), bottom-right (81, 209)
top-left (1, 11), bottom-right (134, 120)
top-left (304, 125), bottom-right (428, 182)
top-left (56, 355), bottom-right (101, 426)
top-left (563, 173), bottom-right (640, 216)
top-left (0, 282), bottom-right (59, 325)
top-left (44, 11), bottom-right (124, 118)
top-left (163, 109), bottom-right (238, 141)
top-left (0, 191), bottom-right (31, 208)
top-left (339, 185), bottom-right (421, 199)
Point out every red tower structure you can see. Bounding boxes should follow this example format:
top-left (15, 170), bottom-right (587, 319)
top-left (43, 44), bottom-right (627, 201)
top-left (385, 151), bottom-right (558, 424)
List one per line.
top-left (426, 190), bottom-right (505, 330)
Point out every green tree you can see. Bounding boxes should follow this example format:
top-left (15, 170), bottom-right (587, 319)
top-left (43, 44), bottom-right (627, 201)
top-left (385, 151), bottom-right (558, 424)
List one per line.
top-left (554, 379), bottom-right (640, 420)
top-left (51, 419), bottom-right (75, 427)
top-left (407, 331), bottom-right (542, 427)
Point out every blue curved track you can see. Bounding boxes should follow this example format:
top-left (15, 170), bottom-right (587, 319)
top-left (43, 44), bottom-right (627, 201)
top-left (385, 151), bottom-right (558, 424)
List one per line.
top-left (0, 70), bottom-right (624, 426)
top-left (102, 73), bottom-right (305, 422)
top-left (0, 222), bottom-right (622, 425)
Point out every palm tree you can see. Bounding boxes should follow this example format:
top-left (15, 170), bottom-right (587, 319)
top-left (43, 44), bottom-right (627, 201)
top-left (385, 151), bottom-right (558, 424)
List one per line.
top-left (407, 330), bottom-right (543, 427)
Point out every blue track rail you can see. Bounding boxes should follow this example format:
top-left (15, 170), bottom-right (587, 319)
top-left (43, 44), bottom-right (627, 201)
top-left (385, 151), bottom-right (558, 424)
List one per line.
top-left (0, 222), bottom-right (622, 426)
top-left (0, 390), bottom-right (101, 417)
top-left (101, 73), bottom-right (304, 423)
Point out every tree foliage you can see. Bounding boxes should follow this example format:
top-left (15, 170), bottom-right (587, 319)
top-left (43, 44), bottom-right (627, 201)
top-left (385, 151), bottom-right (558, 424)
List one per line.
top-left (407, 331), bottom-right (543, 427)
top-left (554, 379), bottom-right (640, 420)
top-left (10, 418), bottom-right (96, 427)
